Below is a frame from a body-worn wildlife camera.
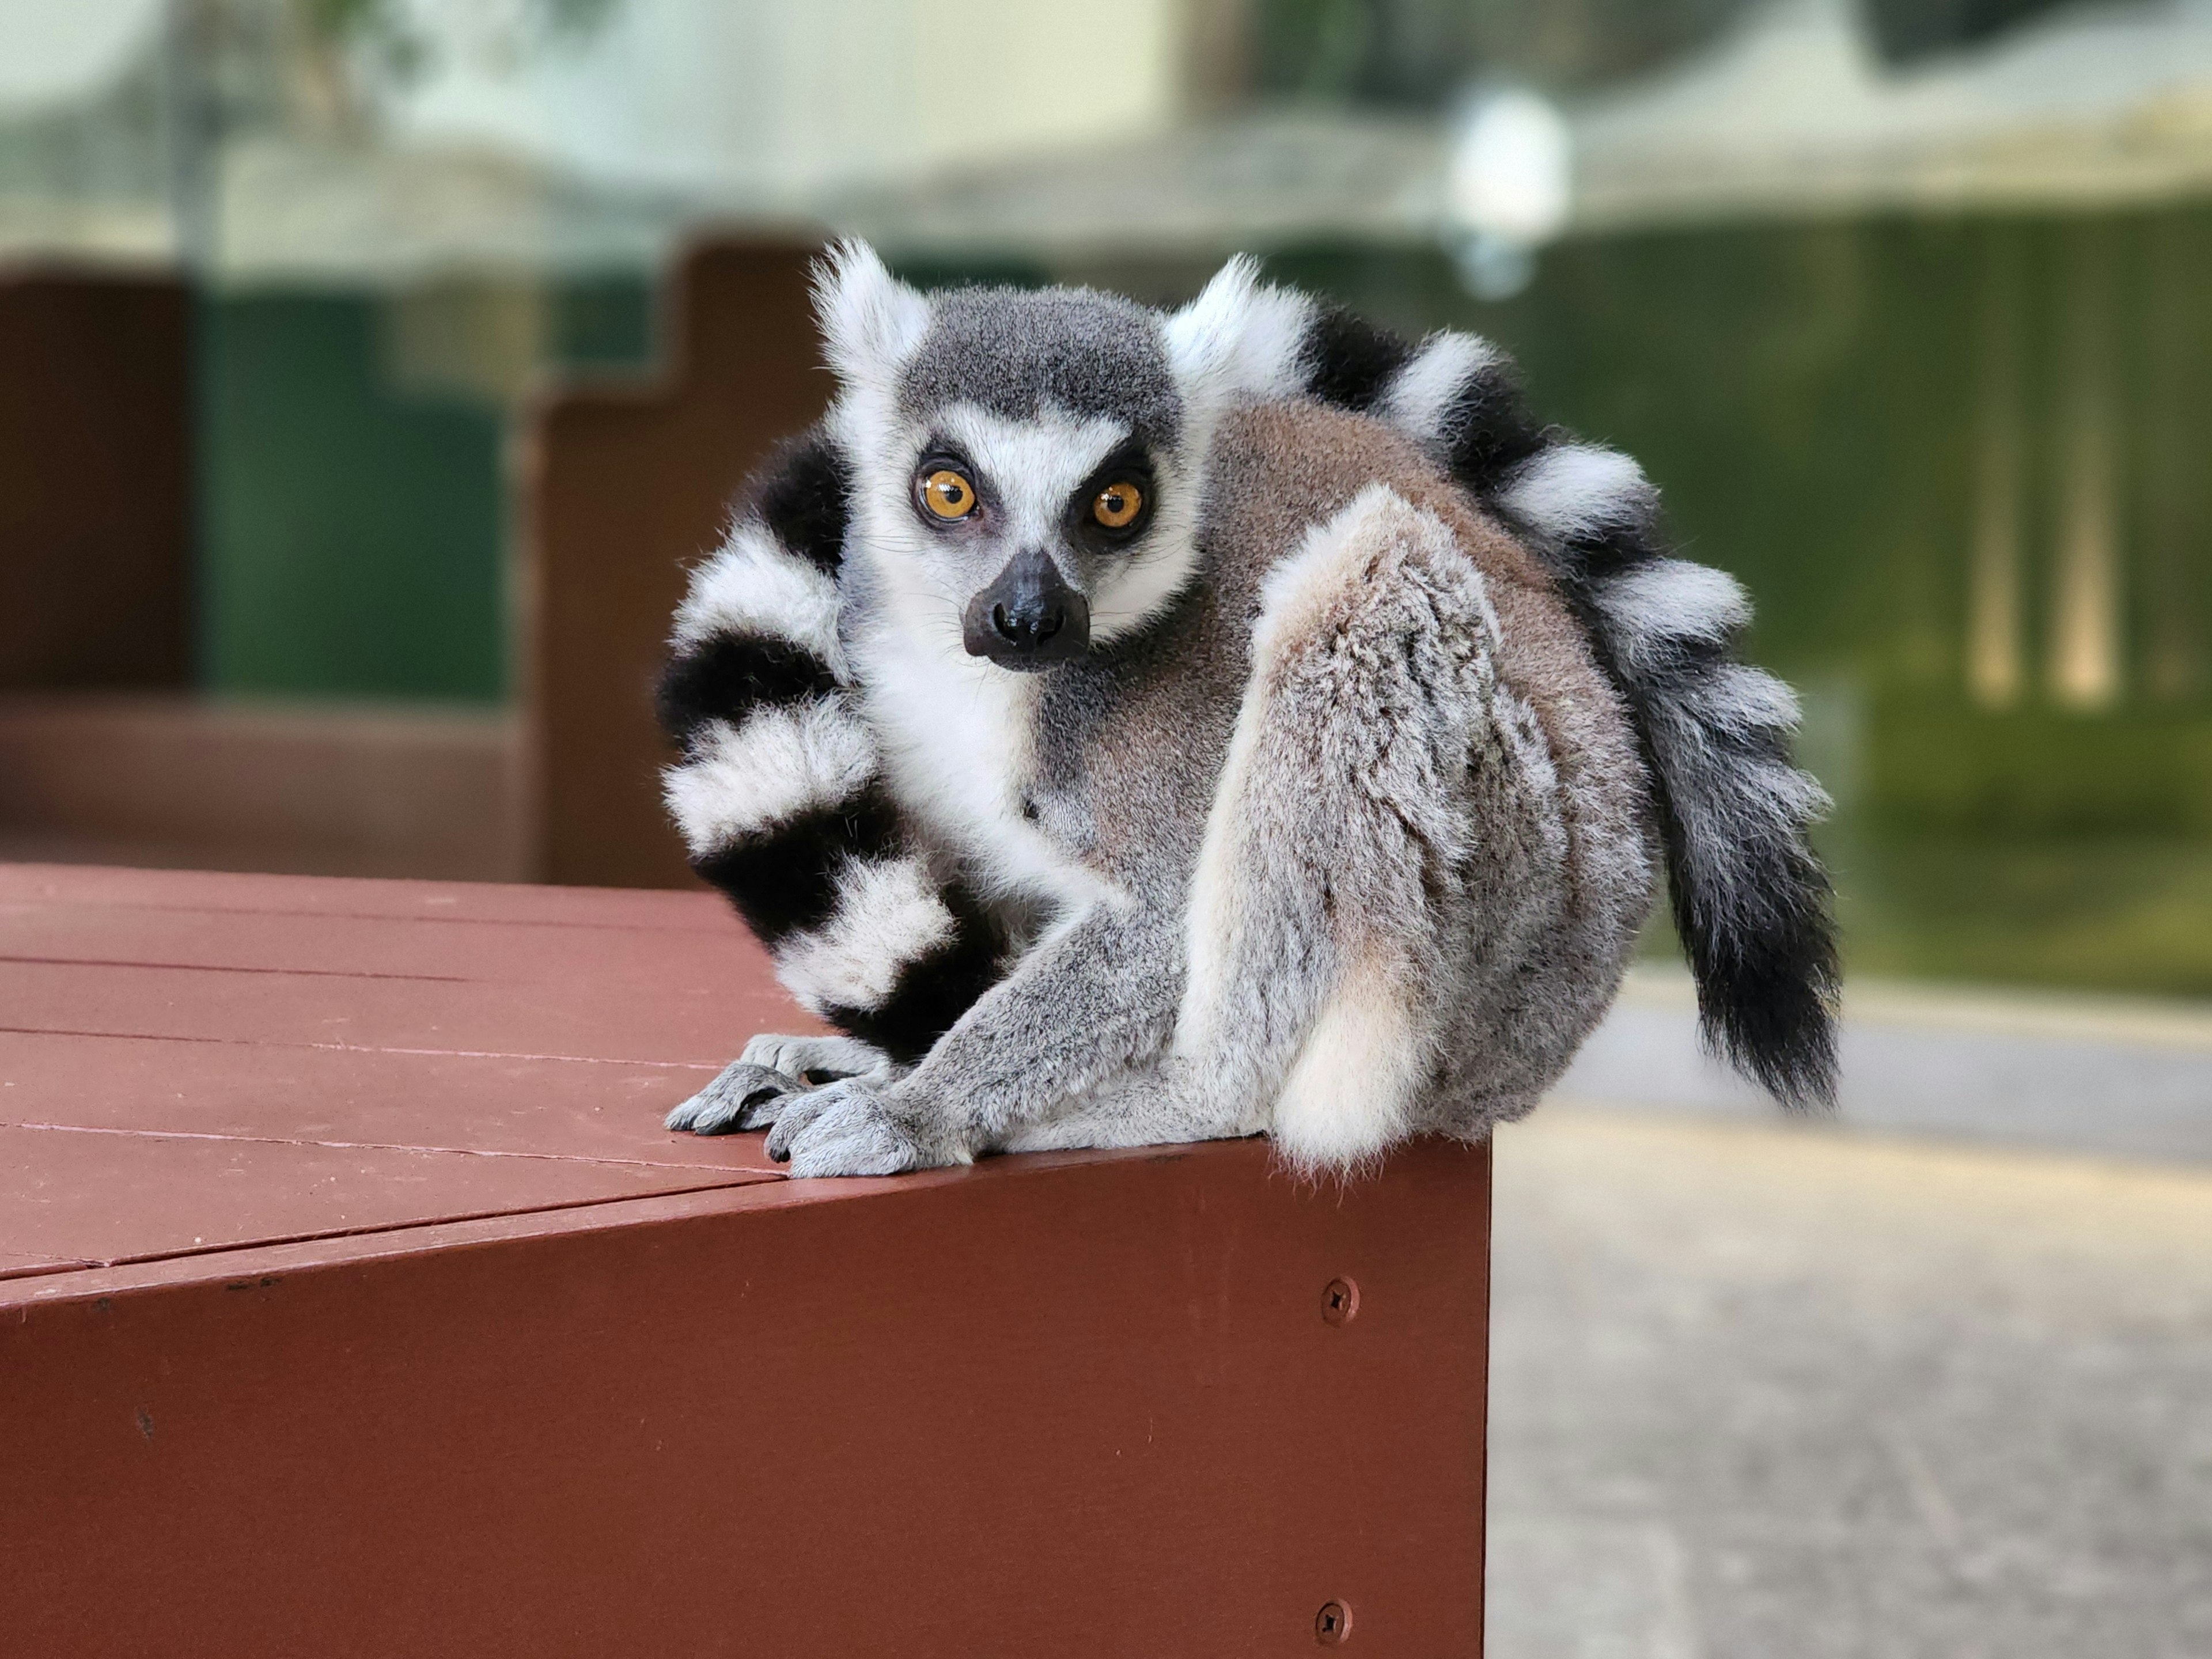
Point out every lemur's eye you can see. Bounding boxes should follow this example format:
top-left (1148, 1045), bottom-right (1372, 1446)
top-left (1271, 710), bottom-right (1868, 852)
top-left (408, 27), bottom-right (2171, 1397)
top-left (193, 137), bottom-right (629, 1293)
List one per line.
top-left (1092, 482), bottom-right (1143, 529)
top-left (921, 468), bottom-right (977, 521)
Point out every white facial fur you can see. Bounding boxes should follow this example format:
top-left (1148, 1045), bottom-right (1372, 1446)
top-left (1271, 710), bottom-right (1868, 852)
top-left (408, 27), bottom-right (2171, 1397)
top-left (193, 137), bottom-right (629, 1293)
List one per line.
top-left (817, 244), bottom-right (1209, 650)
top-left (1162, 255), bottom-right (1317, 424)
top-left (813, 247), bottom-right (1124, 912)
top-left (929, 401), bottom-right (1131, 580)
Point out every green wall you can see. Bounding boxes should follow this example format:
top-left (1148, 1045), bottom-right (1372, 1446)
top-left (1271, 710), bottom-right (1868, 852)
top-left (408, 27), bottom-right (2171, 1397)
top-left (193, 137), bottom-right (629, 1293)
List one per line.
top-left (194, 275), bottom-right (653, 703)
top-left (197, 293), bottom-right (506, 701)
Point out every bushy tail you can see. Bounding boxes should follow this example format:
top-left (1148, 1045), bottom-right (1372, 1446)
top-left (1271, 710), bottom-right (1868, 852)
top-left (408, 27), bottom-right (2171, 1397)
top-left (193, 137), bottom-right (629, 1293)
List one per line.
top-left (656, 428), bottom-right (1007, 1063)
top-left (1289, 306), bottom-right (1841, 1104)
top-left (1494, 440), bottom-right (1842, 1106)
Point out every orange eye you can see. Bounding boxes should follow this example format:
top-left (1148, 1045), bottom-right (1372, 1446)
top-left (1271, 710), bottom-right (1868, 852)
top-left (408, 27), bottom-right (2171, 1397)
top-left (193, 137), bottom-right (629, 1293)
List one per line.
top-left (921, 468), bottom-right (977, 520)
top-left (1093, 481), bottom-right (1143, 529)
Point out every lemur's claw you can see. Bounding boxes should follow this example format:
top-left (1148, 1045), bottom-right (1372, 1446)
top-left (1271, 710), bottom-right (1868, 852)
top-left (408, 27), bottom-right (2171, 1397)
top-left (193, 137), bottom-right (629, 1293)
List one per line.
top-left (764, 1079), bottom-right (955, 1177)
top-left (665, 1060), bottom-right (799, 1135)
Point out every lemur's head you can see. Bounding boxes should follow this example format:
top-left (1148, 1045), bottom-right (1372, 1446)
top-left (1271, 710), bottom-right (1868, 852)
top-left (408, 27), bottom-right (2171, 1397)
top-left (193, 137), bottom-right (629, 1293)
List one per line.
top-left (813, 240), bottom-right (1304, 671)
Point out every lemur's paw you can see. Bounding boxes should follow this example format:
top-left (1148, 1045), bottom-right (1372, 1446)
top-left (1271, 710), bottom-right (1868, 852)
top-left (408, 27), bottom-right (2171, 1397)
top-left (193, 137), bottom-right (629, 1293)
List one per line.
top-left (763, 1080), bottom-right (960, 1177)
top-left (740, 1033), bottom-right (899, 1088)
top-left (665, 1060), bottom-right (799, 1135)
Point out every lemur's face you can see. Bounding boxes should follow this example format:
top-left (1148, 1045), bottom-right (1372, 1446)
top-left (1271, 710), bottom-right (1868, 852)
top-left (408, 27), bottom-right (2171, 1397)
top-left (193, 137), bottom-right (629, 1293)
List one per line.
top-left (900, 401), bottom-right (1160, 669)
top-left (816, 245), bottom-right (1245, 673)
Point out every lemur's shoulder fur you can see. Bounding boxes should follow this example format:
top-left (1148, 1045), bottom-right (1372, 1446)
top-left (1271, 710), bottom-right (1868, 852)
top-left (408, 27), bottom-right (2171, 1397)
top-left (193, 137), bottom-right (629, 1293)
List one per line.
top-left (655, 244), bottom-right (1838, 1171)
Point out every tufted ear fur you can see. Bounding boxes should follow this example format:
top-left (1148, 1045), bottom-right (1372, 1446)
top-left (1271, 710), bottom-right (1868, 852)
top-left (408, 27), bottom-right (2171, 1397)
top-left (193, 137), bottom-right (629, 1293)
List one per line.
top-left (812, 239), bottom-right (933, 394)
top-left (1161, 256), bottom-right (1317, 423)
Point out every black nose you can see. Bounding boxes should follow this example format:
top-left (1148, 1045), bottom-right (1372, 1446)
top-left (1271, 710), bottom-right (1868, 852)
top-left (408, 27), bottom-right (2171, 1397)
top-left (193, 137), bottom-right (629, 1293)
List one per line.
top-left (990, 599), bottom-right (1062, 650)
top-left (964, 548), bottom-right (1090, 669)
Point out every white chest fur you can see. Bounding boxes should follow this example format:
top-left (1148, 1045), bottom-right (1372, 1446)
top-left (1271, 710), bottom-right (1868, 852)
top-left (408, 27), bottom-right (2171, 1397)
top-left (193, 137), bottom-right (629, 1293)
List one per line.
top-left (853, 616), bottom-right (1109, 916)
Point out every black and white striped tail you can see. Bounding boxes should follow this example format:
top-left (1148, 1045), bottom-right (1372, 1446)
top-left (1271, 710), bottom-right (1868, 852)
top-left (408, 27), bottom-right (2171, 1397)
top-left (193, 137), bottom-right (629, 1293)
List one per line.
top-left (657, 430), bottom-right (1005, 1065)
top-left (1287, 302), bottom-right (1842, 1105)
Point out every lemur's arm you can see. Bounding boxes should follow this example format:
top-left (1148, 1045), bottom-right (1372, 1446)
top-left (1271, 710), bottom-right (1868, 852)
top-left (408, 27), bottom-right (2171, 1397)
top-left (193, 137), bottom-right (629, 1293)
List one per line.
top-left (764, 896), bottom-right (1194, 1172)
top-left (657, 430), bottom-right (1006, 1076)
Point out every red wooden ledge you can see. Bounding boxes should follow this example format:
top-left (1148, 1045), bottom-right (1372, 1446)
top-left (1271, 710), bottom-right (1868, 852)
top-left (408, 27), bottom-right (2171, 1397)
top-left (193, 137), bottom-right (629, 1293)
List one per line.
top-left (0, 865), bottom-right (1489, 1657)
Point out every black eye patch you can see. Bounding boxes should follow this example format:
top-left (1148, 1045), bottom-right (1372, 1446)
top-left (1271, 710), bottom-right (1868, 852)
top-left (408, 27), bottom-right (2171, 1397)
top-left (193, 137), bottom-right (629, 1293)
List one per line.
top-left (911, 444), bottom-right (991, 528)
top-left (1066, 442), bottom-right (1157, 547)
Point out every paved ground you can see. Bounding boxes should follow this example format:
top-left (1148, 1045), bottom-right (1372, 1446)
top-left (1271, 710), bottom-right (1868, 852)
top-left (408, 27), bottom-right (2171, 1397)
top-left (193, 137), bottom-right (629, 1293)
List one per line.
top-left (1560, 968), bottom-right (2212, 1164)
top-left (1484, 1108), bottom-right (2212, 1658)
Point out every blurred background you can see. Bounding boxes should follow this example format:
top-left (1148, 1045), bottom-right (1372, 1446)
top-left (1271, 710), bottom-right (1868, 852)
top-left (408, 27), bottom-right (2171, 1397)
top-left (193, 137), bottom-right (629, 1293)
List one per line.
top-left (1, 1), bottom-right (2207, 1654)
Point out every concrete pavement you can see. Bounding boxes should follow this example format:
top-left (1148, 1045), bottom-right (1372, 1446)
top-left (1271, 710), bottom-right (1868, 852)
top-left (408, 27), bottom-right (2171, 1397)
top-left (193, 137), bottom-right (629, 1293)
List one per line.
top-left (1559, 968), bottom-right (2212, 1165)
top-left (1486, 1109), bottom-right (2212, 1657)
top-left (1486, 977), bottom-right (2212, 1658)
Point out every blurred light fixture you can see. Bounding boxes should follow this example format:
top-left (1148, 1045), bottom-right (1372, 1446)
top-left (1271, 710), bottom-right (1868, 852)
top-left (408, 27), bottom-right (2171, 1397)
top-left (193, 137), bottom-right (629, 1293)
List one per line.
top-left (1444, 87), bottom-right (1571, 301)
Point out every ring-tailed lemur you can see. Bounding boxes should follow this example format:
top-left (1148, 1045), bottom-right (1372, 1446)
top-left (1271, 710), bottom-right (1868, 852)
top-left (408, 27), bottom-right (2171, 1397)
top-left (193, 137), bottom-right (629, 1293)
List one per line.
top-left (657, 242), bottom-right (1837, 1177)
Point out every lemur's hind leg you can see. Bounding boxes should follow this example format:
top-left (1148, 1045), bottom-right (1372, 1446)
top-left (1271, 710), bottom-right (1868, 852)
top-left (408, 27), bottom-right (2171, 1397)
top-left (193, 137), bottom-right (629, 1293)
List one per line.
top-left (1173, 484), bottom-right (1503, 1173)
top-left (991, 1055), bottom-right (1259, 1154)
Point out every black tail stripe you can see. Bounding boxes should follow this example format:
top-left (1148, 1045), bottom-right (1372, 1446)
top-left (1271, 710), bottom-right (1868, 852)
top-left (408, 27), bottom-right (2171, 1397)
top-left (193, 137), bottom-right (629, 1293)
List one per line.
top-left (1305, 307), bottom-right (1416, 412)
top-left (690, 787), bottom-right (904, 945)
top-left (1563, 521), bottom-right (1665, 582)
top-left (821, 887), bottom-right (1007, 1066)
top-left (657, 634), bottom-right (842, 746)
top-left (1445, 396), bottom-right (1552, 489)
top-left (1294, 309), bottom-right (1551, 490)
top-left (752, 434), bottom-right (852, 574)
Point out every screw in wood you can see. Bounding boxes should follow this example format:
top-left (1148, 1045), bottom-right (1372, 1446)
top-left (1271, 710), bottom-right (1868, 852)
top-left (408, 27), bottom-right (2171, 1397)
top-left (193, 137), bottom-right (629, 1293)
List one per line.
top-left (1315, 1600), bottom-right (1353, 1645)
top-left (1321, 1277), bottom-right (1359, 1326)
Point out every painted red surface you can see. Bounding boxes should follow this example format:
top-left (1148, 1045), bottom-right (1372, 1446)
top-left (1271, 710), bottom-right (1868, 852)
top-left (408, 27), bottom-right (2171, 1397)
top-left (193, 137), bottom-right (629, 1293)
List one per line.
top-left (0, 863), bottom-right (785, 1272)
top-left (0, 865), bottom-right (1489, 1657)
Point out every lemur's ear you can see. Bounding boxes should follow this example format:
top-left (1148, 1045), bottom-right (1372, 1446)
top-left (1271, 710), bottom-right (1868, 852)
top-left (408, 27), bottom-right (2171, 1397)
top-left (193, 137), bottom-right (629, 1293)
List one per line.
top-left (1162, 255), bottom-right (1315, 414)
top-left (812, 239), bottom-right (931, 390)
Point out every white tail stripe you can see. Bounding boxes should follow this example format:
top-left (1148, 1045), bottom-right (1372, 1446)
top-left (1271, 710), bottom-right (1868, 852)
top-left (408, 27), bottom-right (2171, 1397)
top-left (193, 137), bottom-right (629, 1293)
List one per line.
top-left (1592, 559), bottom-right (1752, 665)
top-left (662, 698), bottom-right (876, 857)
top-left (1680, 664), bottom-right (1802, 737)
top-left (775, 855), bottom-right (955, 1014)
top-left (1500, 443), bottom-right (1653, 543)
top-left (672, 520), bottom-right (846, 671)
top-left (1379, 332), bottom-right (1498, 445)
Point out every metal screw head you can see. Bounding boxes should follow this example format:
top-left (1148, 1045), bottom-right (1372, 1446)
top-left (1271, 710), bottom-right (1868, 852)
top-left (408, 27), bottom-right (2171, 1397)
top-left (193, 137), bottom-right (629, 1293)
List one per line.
top-left (1322, 1277), bottom-right (1359, 1326)
top-left (1315, 1600), bottom-right (1353, 1645)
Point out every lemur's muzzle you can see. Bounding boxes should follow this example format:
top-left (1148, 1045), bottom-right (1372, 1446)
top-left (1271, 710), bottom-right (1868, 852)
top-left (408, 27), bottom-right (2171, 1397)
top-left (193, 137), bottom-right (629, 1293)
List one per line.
top-left (963, 547), bottom-right (1089, 670)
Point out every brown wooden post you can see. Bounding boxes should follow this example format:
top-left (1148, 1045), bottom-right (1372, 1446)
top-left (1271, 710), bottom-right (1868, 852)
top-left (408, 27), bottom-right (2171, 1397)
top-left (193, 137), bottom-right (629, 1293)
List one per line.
top-left (0, 273), bottom-right (193, 691)
top-left (524, 240), bottom-right (831, 888)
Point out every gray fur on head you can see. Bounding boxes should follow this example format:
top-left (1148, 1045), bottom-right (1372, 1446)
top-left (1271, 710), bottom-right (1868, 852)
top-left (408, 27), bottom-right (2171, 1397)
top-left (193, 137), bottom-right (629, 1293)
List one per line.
top-left (902, 286), bottom-right (1183, 449)
top-left (815, 241), bottom-right (1216, 660)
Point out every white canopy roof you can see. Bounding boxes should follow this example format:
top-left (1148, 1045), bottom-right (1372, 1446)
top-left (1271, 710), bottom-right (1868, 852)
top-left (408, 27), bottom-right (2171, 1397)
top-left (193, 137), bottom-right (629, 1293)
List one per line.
top-left (1571, 0), bottom-right (2212, 229)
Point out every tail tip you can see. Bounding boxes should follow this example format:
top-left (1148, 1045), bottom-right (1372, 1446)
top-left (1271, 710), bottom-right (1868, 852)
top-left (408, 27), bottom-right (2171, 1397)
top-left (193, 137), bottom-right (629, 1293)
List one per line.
top-left (1698, 961), bottom-right (1842, 1113)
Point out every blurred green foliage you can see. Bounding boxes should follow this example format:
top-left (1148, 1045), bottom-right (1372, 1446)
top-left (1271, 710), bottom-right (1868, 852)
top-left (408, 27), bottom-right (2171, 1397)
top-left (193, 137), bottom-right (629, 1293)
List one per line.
top-left (196, 293), bottom-right (505, 701)
top-left (1270, 211), bottom-right (2212, 995)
